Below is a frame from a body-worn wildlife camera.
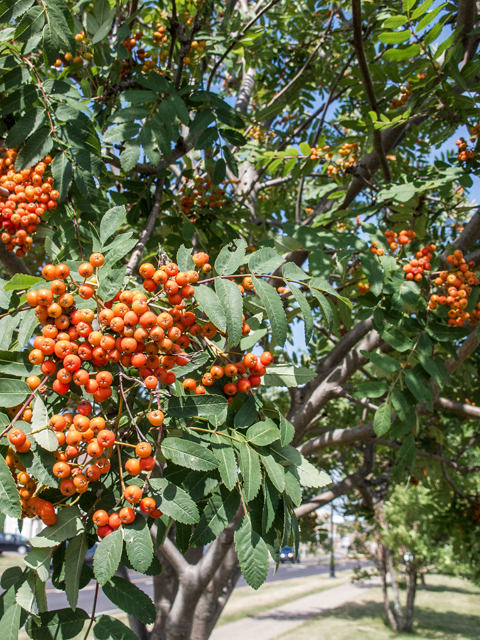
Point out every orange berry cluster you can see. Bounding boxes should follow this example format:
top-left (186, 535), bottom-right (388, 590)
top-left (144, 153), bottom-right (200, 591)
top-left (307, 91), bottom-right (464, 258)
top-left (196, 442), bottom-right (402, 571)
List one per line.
top-left (25, 254), bottom-right (192, 403)
top-left (389, 80), bottom-right (412, 110)
top-left (469, 124), bottom-right (480, 139)
top-left (429, 249), bottom-right (479, 326)
top-left (309, 144), bottom-right (331, 161)
top-left (5, 450), bottom-right (56, 525)
top-left (0, 150), bottom-right (58, 255)
top-left (23, 251), bottom-right (270, 408)
top-left (357, 281), bottom-right (370, 294)
top-left (402, 243), bottom-right (436, 282)
top-left (120, 31), bottom-right (149, 77)
top-left (456, 138), bottom-right (475, 163)
top-left (384, 228), bottom-right (417, 252)
top-left (326, 142), bottom-right (357, 177)
top-left (183, 350), bottom-right (273, 396)
top-left (92, 496), bottom-right (162, 539)
top-left (6, 400), bottom-right (162, 530)
top-left (249, 125), bottom-right (275, 143)
top-left (9, 248), bottom-right (283, 534)
top-left (180, 175), bottom-right (228, 216)
top-left (369, 241), bottom-right (385, 257)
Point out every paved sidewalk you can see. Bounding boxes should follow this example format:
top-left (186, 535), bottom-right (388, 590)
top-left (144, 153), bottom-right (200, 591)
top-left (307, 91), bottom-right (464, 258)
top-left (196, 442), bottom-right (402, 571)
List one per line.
top-left (211, 581), bottom-right (377, 640)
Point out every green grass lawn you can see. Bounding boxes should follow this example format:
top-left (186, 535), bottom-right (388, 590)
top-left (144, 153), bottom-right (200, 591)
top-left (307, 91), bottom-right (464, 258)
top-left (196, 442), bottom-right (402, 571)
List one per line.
top-left (272, 574), bottom-right (480, 640)
top-left (0, 553), bottom-right (26, 568)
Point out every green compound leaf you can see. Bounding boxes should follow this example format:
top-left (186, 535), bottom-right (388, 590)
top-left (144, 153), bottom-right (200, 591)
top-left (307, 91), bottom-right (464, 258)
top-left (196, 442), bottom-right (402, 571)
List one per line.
top-left (234, 516), bottom-right (269, 590)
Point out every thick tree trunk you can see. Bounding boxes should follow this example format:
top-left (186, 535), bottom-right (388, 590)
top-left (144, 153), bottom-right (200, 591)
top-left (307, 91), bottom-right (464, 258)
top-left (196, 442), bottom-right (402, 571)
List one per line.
top-left (404, 565), bottom-right (418, 632)
top-left (151, 554), bottom-right (180, 640)
top-left (191, 544), bottom-right (241, 640)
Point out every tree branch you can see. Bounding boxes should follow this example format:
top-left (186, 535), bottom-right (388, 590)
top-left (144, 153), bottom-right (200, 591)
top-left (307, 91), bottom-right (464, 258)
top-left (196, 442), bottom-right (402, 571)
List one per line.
top-left (289, 327), bottom-right (383, 437)
top-left (235, 67), bottom-right (256, 113)
top-left (457, 0), bottom-right (479, 65)
top-left (191, 544), bottom-right (241, 640)
top-left (195, 506), bottom-right (243, 586)
top-left (206, 0), bottom-right (283, 91)
top-left (0, 242), bottom-right (32, 277)
top-left (298, 421), bottom-right (374, 456)
top-left (160, 536), bottom-right (189, 577)
top-left (295, 443), bottom-right (374, 517)
top-left (433, 396), bottom-right (480, 420)
top-left (445, 327), bottom-right (479, 374)
top-left (125, 178), bottom-right (164, 277)
top-left (351, 0), bottom-right (391, 182)
top-left (440, 213), bottom-right (480, 267)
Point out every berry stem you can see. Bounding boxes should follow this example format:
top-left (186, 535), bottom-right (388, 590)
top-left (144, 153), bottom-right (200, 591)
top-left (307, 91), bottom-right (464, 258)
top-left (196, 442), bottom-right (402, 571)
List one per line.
top-left (82, 582), bottom-right (99, 640)
top-left (0, 376), bottom-right (49, 439)
top-left (116, 444), bottom-right (126, 495)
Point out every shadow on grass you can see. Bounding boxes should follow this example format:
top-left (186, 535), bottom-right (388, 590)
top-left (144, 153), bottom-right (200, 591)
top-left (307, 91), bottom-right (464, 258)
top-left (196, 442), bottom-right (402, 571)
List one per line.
top-left (420, 584), bottom-right (479, 596)
top-left (315, 598), bottom-right (480, 638)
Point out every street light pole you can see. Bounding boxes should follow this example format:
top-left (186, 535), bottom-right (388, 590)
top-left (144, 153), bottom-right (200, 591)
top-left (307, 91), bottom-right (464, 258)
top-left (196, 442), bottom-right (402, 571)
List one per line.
top-left (330, 504), bottom-right (335, 578)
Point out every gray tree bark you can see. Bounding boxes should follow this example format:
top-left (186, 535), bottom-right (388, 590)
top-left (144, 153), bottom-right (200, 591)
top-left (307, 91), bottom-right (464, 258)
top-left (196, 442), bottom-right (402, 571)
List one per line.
top-left (404, 563), bottom-right (418, 632)
top-left (386, 548), bottom-right (404, 630)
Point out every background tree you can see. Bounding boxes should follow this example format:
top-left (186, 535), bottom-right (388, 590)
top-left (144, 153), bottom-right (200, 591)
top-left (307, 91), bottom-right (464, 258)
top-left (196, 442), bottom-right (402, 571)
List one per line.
top-left (1, 0), bottom-right (480, 639)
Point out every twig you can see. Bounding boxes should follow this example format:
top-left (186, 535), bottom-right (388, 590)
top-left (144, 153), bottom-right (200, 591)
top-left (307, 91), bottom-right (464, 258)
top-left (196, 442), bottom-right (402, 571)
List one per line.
top-left (82, 582), bottom-right (99, 640)
top-left (125, 178), bottom-right (165, 277)
top-left (206, 0), bottom-right (283, 91)
top-left (0, 377), bottom-right (49, 439)
top-left (351, 0), bottom-right (391, 183)
top-left (116, 444), bottom-right (126, 494)
top-left (295, 176), bottom-right (305, 224)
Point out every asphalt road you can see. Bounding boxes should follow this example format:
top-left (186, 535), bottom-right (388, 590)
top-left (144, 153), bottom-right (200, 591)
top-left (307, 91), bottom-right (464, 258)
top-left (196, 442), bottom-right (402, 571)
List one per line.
top-left (45, 555), bottom-right (360, 614)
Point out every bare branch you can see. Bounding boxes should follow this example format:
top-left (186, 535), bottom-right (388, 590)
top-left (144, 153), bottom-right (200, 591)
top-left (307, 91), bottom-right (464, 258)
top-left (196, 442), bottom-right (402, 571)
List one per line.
top-left (235, 67), bottom-right (256, 113)
top-left (445, 327), bottom-right (479, 374)
top-left (434, 396), bottom-right (480, 420)
top-left (160, 536), bottom-right (189, 577)
top-left (260, 15), bottom-right (334, 113)
top-left (351, 0), bottom-right (391, 182)
top-left (289, 327), bottom-right (383, 436)
top-left (125, 179), bottom-right (164, 277)
top-left (0, 242), bottom-right (32, 277)
top-left (457, 0), bottom-right (480, 65)
top-left (295, 443), bottom-right (374, 518)
top-left (298, 421), bottom-right (374, 456)
top-left (256, 175), bottom-right (294, 191)
top-left (206, 0), bottom-right (283, 91)
top-left (192, 544), bottom-right (241, 640)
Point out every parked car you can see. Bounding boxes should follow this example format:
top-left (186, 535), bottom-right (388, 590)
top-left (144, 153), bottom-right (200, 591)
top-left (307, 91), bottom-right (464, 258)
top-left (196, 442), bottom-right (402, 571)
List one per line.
top-left (280, 546), bottom-right (299, 563)
top-left (0, 532), bottom-right (30, 555)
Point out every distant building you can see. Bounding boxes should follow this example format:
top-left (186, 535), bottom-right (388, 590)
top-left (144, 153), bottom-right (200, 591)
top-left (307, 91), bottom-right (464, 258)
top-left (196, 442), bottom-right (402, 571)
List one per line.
top-left (3, 515), bottom-right (44, 539)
